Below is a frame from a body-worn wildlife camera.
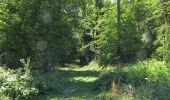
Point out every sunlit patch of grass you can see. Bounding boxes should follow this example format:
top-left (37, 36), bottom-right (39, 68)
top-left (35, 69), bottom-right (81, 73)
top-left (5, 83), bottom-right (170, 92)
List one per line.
top-left (33, 63), bottom-right (102, 100)
top-left (71, 76), bottom-right (98, 82)
top-left (62, 61), bottom-right (102, 72)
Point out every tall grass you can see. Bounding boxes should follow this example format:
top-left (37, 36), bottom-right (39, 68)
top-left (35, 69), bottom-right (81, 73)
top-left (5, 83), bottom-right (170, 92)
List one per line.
top-left (94, 59), bottom-right (170, 100)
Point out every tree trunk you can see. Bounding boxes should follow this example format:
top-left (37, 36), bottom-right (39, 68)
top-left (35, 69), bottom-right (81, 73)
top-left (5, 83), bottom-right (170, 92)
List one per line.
top-left (117, 0), bottom-right (121, 32)
top-left (117, 0), bottom-right (121, 62)
top-left (43, 49), bottom-right (54, 73)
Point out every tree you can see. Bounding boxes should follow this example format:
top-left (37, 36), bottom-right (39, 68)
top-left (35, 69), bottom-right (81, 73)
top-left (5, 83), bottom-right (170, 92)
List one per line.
top-left (154, 0), bottom-right (170, 61)
top-left (0, 0), bottom-right (80, 71)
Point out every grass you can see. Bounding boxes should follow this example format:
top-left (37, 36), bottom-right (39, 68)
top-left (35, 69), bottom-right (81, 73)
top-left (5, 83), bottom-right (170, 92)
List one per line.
top-left (1, 61), bottom-right (170, 100)
top-left (34, 61), bottom-right (170, 100)
top-left (34, 62), bottom-right (102, 100)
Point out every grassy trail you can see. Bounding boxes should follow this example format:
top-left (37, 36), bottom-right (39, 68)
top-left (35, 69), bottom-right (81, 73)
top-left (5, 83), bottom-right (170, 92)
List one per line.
top-left (37, 65), bottom-right (101, 100)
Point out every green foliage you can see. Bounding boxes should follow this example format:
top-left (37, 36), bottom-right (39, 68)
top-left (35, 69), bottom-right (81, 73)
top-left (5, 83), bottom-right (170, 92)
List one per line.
top-left (94, 66), bottom-right (128, 91)
top-left (92, 0), bottom-right (159, 65)
top-left (0, 0), bottom-right (81, 69)
top-left (155, 24), bottom-right (170, 61)
top-left (95, 92), bottom-right (113, 100)
top-left (153, 0), bottom-right (170, 62)
top-left (94, 59), bottom-right (169, 90)
top-left (128, 59), bottom-right (169, 84)
top-left (113, 82), bottom-right (170, 100)
top-left (0, 68), bottom-right (38, 100)
top-left (0, 0), bottom-right (170, 99)
top-left (96, 4), bottom-right (118, 65)
top-left (94, 65), bottom-right (128, 91)
top-left (0, 93), bottom-right (10, 100)
top-left (32, 74), bottom-right (61, 95)
top-left (152, 81), bottom-right (170, 100)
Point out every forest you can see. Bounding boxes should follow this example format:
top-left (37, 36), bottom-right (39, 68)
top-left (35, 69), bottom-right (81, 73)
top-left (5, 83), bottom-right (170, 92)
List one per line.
top-left (0, 0), bottom-right (170, 100)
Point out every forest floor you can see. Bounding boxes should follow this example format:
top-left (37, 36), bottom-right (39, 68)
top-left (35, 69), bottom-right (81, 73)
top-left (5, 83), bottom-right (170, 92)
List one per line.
top-left (34, 62), bottom-right (170, 100)
top-left (36, 63), bottom-right (104, 100)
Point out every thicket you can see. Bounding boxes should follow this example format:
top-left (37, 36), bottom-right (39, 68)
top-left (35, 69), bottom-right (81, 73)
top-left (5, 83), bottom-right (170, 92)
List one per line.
top-left (0, 67), bottom-right (38, 100)
top-left (94, 59), bottom-right (169, 90)
top-left (94, 59), bottom-right (170, 100)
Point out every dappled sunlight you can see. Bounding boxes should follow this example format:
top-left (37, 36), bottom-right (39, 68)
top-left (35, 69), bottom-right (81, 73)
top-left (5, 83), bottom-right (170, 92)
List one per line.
top-left (57, 69), bottom-right (100, 78)
top-left (70, 76), bottom-right (98, 83)
top-left (0, 0), bottom-right (169, 99)
top-left (31, 66), bottom-right (101, 99)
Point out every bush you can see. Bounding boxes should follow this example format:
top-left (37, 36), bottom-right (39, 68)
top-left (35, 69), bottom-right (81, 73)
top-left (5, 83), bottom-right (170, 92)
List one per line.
top-left (32, 75), bottom-right (61, 95)
top-left (94, 71), bottom-right (115, 91)
top-left (0, 68), bottom-right (39, 100)
top-left (94, 59), bottom-right (169, 90)
top-left (128, 59), bottom-right (169, 85)
top-left (94, 67), bottom-right (128, 91)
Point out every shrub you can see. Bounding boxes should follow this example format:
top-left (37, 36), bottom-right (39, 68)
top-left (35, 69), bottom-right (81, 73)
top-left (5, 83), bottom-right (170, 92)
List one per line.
top-left (94, 67), bottom-right (128, 91)
top-left (94, 59), bottom-right (169, 90)
top-left (0, 68), bottom-right (39, 100)
top-left (32, 75), bottom-right (61, 95)
top-left (94, 71), bottom-right (115, 91)
top-left (128, 59), bottom-right (169, 85)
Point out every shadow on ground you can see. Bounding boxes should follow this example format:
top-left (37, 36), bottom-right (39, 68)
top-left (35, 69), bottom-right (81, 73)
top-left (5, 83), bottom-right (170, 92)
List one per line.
top-left (56, 69), bottom-right (100, 78)
top-left (35, 67), bottom-right (101, 100)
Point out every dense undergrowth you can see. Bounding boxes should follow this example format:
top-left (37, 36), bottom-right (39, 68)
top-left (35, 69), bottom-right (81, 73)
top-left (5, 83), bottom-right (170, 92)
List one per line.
top-left (0, 62), bottom-right (101, 100)
top-left (0, 60), bottom-right (170, 100)
top-left (0, 67), bottom-right (38, 100)
top-left (94, 59), bottom-right (170, 100)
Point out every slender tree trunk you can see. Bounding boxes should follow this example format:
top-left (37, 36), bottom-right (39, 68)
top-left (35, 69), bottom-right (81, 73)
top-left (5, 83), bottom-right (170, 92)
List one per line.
top-left (117, 0), bottom-right (121, 33)
top-left (94, 0), bottom-right (100, 60)
top-left (117, 0), bottom-right (121, 61)
top-left (43, 49), bottom-right (53, 73)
